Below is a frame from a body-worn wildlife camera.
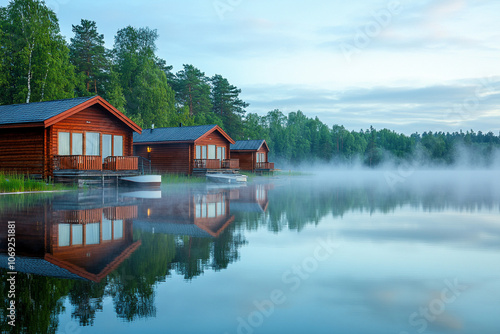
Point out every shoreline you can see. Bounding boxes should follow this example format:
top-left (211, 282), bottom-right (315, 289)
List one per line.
top-left (0, 190), bottom-right (72, 196)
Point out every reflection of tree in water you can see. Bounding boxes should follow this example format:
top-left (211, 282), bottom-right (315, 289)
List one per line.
top-left (172, 225), bottom-right (247, 279)
top-left (68, 280), bottom-right (106, 326)
top-left (237, 179), bottom-right (500, 233)
top-left (0, 270), bottom-right (73, 334)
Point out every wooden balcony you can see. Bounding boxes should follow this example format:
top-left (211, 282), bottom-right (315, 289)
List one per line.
top-left (103, 156), bottom-right (138, 171)
top-left (54, 155), bottom-right (102, 171)
top-left (193, 159), bottom-right (221, 169)
top-left (256, 162), bottom-right (274, 170)
top-left (222, 159), bottom-right (239, 169)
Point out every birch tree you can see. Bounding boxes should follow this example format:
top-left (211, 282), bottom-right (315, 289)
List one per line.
top-left (0, 0), bottom-right (74, 105)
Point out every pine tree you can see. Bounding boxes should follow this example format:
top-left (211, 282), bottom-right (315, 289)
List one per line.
top-left (69, 19), bottom-right (110, 96)
top-left (172, 64), bottom-right (212, 116)
top-left (210, 74), bottom-right (248, 135)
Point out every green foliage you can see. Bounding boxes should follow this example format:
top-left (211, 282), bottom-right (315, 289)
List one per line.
top-left (0, 172), bottom-right (71, 192)
top-left (1, 3), bottom-right (499, 168)
top-left (0, 0), bottom-right (75, 104)
top-left (112, 26), bottom-right (175, 128)
top-left (69, 19), bottom-right (109, 96)
top-left (210, 74), bottom-right (249, 137)
top-left (171, 64), bottom-right (212, 116)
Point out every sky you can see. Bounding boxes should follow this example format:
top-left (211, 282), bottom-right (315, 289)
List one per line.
top-left (36, 0), bottom-right (500, 134)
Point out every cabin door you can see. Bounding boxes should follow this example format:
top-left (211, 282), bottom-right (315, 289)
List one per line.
top-left (102, 134), bottom-right (112, 162)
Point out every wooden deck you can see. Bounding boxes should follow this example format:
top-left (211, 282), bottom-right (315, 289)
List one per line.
top-left (192, 159), bottom-right (240, 176)
top-left (54, 155), bottom-right (139, 171)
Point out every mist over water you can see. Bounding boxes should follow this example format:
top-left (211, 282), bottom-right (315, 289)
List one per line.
top-left (1, 165), bottom-right (499, 334)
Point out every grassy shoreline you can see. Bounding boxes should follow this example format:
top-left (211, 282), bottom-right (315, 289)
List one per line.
top-left (0, 173), bottom-right (72, 193)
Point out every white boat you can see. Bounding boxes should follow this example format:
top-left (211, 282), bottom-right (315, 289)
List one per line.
top-left (206, 173), bottom-right (247, 184)
top-left (120, 175), bottom-right (162, 187)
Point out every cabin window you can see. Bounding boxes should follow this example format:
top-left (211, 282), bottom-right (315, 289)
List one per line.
top-left (58, 224), bottom-right (70, 246)
top-left (208, 145), bottom-right (216, 159)
top-left (72, 133), bottom-right (83, 155)
top-left (114, 220), bottom-right (123, 239)
top-left (207, 203), bottom-right (216, 218)
top-left (114, 135), bottom-right (123, 156)
top-left (222, 147), bottom-right (226, 160)
top-left (86, 223), bottom-right (100, 245)
top-left (85, 132), bottom-right (100, 156)
top-left (195, 197), bottom-right (207, 218)
top-left (196, 146), bottom-right (201, 159)
top-left (217, 201), bottom-right (225, 216)
top-left (202, 146), bottom-right (207, 159)
top-left (58, 132), bottom-right (70, 155)
top-left (256, 185), bottom-right (266, 201)
top-left (72, 225), bottom-right (83, 245)
top-left (102, 134), bottom-right (112, 162)
top-left (102, 217), bottom-right (112, 241)
top-left (256, 152), bottom-right (260, 163)
top-left (217, 147), bottom-right (223, 161)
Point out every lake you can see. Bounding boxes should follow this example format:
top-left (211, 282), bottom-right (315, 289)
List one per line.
top-left (1, 170), bottom-right (499, 334)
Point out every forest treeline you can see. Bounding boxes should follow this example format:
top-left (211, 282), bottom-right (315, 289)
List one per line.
top-left (1, 0), bottom-right (500, 166)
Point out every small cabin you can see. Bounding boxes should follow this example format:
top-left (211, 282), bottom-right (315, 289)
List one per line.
top-left (0, 96), bottom-right (142, 179)
top-left (133, 124), bottom-right (238, 175)
top-left (230, 139), bottom-right (274, 172)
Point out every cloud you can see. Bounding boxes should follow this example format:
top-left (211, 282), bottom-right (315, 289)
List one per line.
top-left (242, 77), bottom-right (500, 133)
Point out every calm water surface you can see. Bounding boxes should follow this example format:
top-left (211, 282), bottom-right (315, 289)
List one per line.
top-left (1, 170), bottom-right (499, 334)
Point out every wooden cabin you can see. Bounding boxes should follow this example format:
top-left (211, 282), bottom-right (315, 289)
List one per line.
top-left (0, 96), bottom-right (142, 179)
top-left (230, 139), bottom-right (274, 172)
top-left (133, 124), bottom-right (238, 175)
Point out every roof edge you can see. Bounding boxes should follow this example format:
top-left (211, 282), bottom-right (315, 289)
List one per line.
top-left (43, 96), bottom-right (142, 133)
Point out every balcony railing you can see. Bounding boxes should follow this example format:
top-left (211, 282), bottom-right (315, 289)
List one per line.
top-left (103, 156), bottom-right (138, 171)
top-left (256, 162), bottom-right (274, 170)
top-left (193, 159), bottom-right (221, 169)
top-left (54, 155), bottom-right (102, 171)
top-left (222, 159), bottom-right (239, 169)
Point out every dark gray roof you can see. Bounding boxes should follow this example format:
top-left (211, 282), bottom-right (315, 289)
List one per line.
top-left (230, 202), bottom-right (265, 213)
top-left (0, 96), bottom-right (95, 125)
top-left (134, 220), bottom-right (213, 238)
top-left (231, 139), bottom-right (265, 151)
top-left (0, 254), bottom-right (87, 281)
top-left (133, 124), bottom-right (218, 143)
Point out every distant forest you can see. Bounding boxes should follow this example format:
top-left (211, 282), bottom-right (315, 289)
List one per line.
top-left (1, 0), bottom-right (500, 166)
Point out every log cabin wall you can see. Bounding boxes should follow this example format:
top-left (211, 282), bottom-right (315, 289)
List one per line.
top-left (230, 151), bottom-right (254, 171)
top-left (0, 127), bottom-right (45, 177)
top-left (135, 143), bottom-right (191, 174)
top-left (48, 105), bottom-right (134, 177)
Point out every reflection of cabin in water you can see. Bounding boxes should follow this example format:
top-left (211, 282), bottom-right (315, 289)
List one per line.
top-left (230, 140), bottom-right (274, 173)
top-left (229, 184), bottom-right (272, 213)
top-left (0, 96), bottom-right (142, 180)
top-left (135, 190), bottom-right (235, 238)
top-left (0, 203), bottom-right (141, 282)
top-left (133, 124), bottom-right (239, 175)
